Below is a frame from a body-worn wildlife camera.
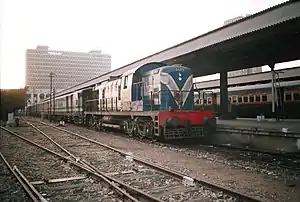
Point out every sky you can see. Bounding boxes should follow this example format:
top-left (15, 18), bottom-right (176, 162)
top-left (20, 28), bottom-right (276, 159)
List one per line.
top-left (0, 0), bottom-right (296, 89)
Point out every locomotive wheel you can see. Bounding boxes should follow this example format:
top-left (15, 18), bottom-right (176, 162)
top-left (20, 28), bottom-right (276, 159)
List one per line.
top-left (125, 120), bottom-right (134, 136)
top-left (151, 126), bottom-right (163, 142)
top-left (131, 123), bottom-right (137, 137)
top-left (95, 120), bottom-right (102, 131)
top-left (137, 123), bottom-right (147, 139)
top-left (144, 122), bottom-right (154, 138)
top-left (151, 134), bottom-right (159, 142)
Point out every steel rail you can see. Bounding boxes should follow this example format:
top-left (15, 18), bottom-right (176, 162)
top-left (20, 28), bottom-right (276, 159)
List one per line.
top-left (26, 121), bottom-right (162, 202)
top-left (0, 126), bottom-right (162, 202)
top-left (0, 152), bottom-right (39, 202)
top-left (13, 166), bottom-right (48, 202)
top-left (37, 120), bottom-right (262, 202)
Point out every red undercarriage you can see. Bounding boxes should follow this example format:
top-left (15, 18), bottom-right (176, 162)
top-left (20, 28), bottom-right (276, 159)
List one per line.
top-left (158, 110), bottom-right (214, 126)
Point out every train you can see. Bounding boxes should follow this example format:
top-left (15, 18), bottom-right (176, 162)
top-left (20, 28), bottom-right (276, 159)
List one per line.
top-left (194, 80), bottom-right (300, 119)
top-left (26, 62), bottom-right (217, 141)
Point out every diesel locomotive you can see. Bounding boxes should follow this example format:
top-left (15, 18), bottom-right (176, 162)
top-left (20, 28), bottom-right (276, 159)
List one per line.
top-left (27, 62), bottom-right (216, 141)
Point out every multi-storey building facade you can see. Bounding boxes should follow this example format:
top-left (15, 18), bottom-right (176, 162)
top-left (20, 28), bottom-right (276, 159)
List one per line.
top-left (224, 15), bottom-right (263, 77)
top-left (26, 45), bottom-right (111, 106)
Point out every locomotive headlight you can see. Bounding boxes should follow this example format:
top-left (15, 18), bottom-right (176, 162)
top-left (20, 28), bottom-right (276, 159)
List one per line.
top-left (179, 77), bottom-right (182, 81)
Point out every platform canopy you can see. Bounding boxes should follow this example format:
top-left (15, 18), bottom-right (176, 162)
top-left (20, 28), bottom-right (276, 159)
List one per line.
top-left (54, 0), bottom-right (300, 98)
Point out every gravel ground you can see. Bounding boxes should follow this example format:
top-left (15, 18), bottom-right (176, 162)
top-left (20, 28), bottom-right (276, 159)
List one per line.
top-left (0, 154), bottom-right (30, 202)
top-left (21, 121), bottom-right (238, 201)
top-left (0, 128), bottom-right (124, 202)
top-left (34, 119), bottom-right (300, 202)
top-left (160, 143), bottom-right (300, 181)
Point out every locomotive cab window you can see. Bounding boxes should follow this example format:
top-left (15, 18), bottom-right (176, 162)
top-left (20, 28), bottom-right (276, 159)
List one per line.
top-left (123, 76), bottom-right (128, 89)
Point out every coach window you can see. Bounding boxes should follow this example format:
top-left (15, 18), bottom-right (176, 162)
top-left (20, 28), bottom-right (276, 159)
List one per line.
top-left (232, 96), bottom-right (237, 103)
top-left (207, 97), bottom-right (212, 105)
top-left (294, 92), bottom-right (300, 101)
top-left (199, 98), bottom-right (203, 105)
top-left (262, 94), bottom-right (267, 102)
top-left (285, 92), bottom-right (292, 101)
top-left (255, 95), bottom-right (261, 102)
top-left (102, 89), bottom-right (105, 99)
top-left (124, 76), bottom-right (128, 89)
top-left (249, 95), bottom-right (254, 102)
top-left (238, 96), bottom-right (242, 103)
top-left (118, 86), bottom-right (121, 100)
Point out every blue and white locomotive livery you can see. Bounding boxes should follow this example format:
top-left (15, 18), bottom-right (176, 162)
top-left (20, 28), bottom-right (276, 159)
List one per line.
top-left (29, 62), bottom-right (216, 140)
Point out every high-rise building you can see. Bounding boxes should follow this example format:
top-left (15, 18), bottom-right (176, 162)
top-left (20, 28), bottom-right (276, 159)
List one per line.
top-left (25, 45), bottom-right (111, 106)
top-left (224, 15), bottom-right (263, 77)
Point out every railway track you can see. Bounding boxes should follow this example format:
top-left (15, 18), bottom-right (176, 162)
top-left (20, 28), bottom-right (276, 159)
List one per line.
top-left (37, 117), bottom-right (300, 178)
top-left (1, 128), bottom-right (129, 202)
top-left (16, 118), bottom-right (263, 202)
top-left (28, 117), bottom-right (300, 175)
top-left (0, 152), bottom-right (31, 202)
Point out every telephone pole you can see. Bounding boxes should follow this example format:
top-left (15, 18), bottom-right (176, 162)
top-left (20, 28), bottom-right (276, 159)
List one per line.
top-left (49, 72), bottom-right (53, 122)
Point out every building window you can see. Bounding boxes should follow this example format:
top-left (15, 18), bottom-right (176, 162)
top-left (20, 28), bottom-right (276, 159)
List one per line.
top-left (255, 95), bottom-right (261, 102)
top-left (238, 96), bottom-right (242, 103)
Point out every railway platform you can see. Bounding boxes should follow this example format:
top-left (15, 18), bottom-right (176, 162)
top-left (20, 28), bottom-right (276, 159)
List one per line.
top-left (211, 118), bottom-right (300, 154)
top-left (217, 118), bottom-right (300, 134)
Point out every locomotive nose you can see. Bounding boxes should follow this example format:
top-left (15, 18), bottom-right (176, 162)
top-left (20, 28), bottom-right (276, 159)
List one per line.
top-left (166, 116), bottom-right (180, 127)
